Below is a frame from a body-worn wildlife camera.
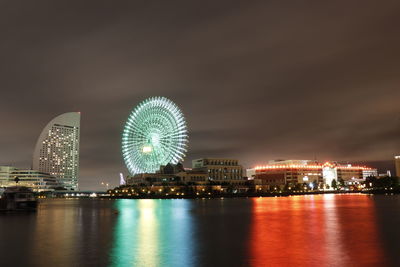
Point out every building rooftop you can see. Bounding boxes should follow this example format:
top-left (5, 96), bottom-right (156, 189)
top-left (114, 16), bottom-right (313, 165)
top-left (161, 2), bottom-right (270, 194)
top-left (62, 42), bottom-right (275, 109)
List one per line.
top-left (254, 161), bottom-right (374, 171)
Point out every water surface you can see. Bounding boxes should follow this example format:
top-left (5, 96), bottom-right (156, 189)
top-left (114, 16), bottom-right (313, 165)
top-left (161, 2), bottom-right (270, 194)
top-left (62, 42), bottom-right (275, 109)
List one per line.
top-left (0, 194), bottom-right (399, 267)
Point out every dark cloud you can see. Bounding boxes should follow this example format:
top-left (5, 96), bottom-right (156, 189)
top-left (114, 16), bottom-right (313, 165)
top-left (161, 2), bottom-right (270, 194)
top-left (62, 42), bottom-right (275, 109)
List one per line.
top-left (0, 0), bottom-right (399, 190)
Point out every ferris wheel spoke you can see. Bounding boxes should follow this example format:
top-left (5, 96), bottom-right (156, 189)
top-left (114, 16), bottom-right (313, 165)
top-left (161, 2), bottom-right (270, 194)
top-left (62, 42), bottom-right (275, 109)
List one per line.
top-left (122, 97), bottom-right (189, 175)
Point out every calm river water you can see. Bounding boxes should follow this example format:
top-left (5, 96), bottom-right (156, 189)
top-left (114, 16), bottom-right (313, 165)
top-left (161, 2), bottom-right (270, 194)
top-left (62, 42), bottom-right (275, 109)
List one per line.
top-left (0, 194), bottom-right (399, 267)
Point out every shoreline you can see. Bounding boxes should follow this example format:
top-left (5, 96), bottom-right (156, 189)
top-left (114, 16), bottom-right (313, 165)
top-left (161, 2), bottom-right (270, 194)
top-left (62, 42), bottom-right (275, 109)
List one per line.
top-left (101, 189), bottom-right (400, 200)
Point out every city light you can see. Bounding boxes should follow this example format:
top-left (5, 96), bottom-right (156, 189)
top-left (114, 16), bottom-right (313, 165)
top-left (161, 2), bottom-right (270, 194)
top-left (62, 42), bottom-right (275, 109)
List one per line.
top-left (121, 97), bottom-right (188, 175)
top-left (32, 112), bottom-right (80, 190)
top-left (142, 146), bottom-right (152, 153)
top-left (254, 163), bottom-right (372, 171)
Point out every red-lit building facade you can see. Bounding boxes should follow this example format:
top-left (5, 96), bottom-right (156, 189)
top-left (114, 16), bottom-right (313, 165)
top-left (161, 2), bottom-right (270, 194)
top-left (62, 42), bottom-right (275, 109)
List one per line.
top-left (247, 160), bottom-right (377, 189)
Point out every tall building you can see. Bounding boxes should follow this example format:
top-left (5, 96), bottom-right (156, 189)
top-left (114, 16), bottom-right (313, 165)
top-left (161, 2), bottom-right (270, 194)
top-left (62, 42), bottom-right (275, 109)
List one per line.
top-left (33, 112), bottom-right (80, 190)
top-left (395, 156), bottom-right (400, 177)
top-left (192, 158), bottom-right (244, 184)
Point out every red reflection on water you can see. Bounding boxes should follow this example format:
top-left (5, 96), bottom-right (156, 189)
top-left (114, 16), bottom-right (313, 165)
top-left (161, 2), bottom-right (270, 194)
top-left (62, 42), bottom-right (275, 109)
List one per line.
top-left (248, 195), bottom-right (387, 267)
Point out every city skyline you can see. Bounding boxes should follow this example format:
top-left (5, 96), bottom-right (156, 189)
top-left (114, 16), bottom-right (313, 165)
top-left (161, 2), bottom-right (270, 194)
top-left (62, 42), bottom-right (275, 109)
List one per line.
top-left (1, 105), bottom-right (397, 190)
top-left (0, 1), bottom-right (399, 190)
top-left (1, 2), bottom-right (400, 267)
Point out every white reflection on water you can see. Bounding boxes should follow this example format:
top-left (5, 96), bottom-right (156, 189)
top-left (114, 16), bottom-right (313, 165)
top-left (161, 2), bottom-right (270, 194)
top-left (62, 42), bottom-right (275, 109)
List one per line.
top-left (136, 200), bottom-right (159, 267)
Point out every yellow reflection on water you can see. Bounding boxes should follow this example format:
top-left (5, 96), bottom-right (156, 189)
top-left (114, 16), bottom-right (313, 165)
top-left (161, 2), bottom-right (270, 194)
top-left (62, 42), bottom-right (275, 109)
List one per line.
top-left (110, 199), bottom-right (160, 266)
top-left (135, 200), bottom-right (159, 267)
top-left (30, 199), bottom-right (79, 266)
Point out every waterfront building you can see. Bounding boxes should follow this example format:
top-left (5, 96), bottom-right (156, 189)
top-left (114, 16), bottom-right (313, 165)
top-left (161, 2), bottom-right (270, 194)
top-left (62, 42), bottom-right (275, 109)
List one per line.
top-left (126, 163), bottom-right (208, 185)
top-left (33, 112), bottom-right (80, 190)
top-left (395, 156), bottom-right (400, 177)
top-left (0, 166), bottom-right (14, 187)
top-left (0, 166), bottom-right (60, 192)
top-left (192, 158), bottom-right (244, 184)
top-left (247, 160), bottom-right (377, 189)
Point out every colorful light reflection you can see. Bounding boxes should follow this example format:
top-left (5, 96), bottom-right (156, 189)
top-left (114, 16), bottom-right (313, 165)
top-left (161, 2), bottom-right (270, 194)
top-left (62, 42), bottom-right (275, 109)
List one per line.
top-left (110, 199), bottom-right (195, 267)
top-left (248, 195), bottom-right (387, 266)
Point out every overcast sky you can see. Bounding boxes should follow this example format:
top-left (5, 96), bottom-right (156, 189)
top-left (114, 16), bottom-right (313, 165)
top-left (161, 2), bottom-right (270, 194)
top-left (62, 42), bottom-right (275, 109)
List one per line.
top-left (0, 0), bottom-right (399, 190)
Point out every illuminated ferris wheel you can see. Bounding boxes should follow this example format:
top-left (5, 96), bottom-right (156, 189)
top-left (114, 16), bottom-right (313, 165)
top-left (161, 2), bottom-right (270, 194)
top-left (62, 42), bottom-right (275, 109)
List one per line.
top-left (122, 96), bottom-right (188, 175)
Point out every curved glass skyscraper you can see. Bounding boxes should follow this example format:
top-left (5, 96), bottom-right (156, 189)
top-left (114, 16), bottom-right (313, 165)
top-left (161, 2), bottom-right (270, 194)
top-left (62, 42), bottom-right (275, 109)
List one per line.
top-left (33, 112), bottom-right (80, 190)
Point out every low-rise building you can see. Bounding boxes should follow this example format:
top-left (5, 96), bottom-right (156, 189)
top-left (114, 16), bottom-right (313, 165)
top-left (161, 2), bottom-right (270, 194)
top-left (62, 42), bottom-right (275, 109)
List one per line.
top-left (0, 166), bottom-right (61, 192)
top-left (192, 158), bottom-right (244, 184)
top-left (0, 166), bottom-right (14, 187)
top-left (247, 160), bottom-right (377, 189)
top-left (126, 163), bottom-right (208, 186)
top-left (126, 158), bottom-right (244, 186)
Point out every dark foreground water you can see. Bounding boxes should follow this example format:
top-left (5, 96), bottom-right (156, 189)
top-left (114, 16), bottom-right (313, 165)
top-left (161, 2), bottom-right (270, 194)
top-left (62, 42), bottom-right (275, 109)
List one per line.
top-left (0, 194), bottom-right (399, 267)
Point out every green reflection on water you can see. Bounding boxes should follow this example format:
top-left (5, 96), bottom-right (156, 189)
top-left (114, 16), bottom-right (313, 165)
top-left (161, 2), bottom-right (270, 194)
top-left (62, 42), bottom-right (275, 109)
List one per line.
top-left (110, 199), bottom-right (195, 267)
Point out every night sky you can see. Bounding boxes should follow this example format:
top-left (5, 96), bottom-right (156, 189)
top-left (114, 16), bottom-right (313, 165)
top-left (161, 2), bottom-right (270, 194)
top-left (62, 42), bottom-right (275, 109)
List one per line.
top-left (1, 1), bottom-right (399, 190)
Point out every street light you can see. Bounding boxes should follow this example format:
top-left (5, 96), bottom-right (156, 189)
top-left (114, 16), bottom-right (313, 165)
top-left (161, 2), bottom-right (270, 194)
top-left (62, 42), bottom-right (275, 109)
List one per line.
top-left (101, 182), bottom-right (110, 190)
